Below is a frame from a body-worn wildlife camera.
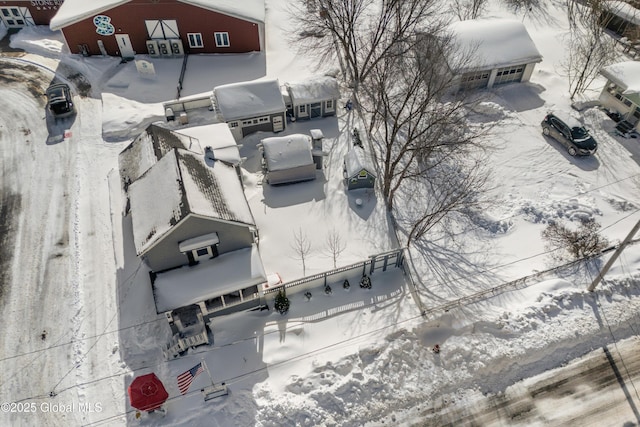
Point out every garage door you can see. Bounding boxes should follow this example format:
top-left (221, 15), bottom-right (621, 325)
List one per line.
top-left (494, 64), bottom-right (525, 85)
top-left (460, 70), bottom-right (491, 90)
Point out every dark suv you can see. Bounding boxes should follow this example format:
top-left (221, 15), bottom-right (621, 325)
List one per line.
top-left (541, 113), bottom-right (597, 156)
top-left (46, 83), bottom-right (75, 119)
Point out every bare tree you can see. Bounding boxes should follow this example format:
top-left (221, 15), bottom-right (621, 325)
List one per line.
top-left (563, 0), bottom-right (617, 99)
top-left (324, 228), bottom-right (347, 268)
top-left (289, 0), bottom-right (443, 86)
top-left (291, 228), bottom-right (312, 276)
top-left (449, 0), bottom-right (487, 20)
top-left (359, 29), bottom-right (490, 209)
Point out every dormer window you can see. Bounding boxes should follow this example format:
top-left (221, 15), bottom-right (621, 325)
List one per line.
top-left (179, 232), bottom-right (220, 265)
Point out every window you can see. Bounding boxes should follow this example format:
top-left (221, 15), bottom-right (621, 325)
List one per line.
top-left (195, 248), bottom-right (209, 257)
top-left (358, 170), bottom-right (368, 179)
top-left (214, 32), bottom-right (230, 47)
top-left (229, 121), bottom-right (239, 128)
top-left (299, 104), bottom-right (307, 114)
top-left (326, 99), bottom-right (333, 110)
top-left (187, 33), bottom-right (203, 48)
top-left (258, 117), bottom-right (269, 123)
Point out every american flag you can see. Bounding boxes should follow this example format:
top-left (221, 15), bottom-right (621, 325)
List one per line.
top-left (177, 362), bottom-right (204, 395)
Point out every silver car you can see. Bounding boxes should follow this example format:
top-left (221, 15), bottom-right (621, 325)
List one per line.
top-left (541, 113), bottom-right (597, 156)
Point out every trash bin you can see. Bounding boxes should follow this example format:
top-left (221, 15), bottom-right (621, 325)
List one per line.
top-left (179, 112), bottom-right (189, 125)
top-left (165, 107), bottom-right (174, 122)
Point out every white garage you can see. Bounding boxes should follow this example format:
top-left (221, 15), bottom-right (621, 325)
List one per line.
top-left (448, 19), bottom-right (543, 90)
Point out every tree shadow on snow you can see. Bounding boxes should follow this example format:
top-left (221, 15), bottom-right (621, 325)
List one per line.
top-left (406, 236), bottom-right (504, 305)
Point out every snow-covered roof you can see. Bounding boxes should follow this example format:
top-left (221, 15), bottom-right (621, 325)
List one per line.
top-left (601, 62), bottom-right (640, 95)
top-left (213, 79), bottom-right (286, 122)
top-left (153, 244), bottom-right (266, 313)
top-left (286, 76), bottom-right (341, 106)
top-left (129, 148), bottom-right (254, 255)
top-left (447, 19), bottom-right (543, 71)
top-left (50, 0), bottom-right (265, 31)
top-left (119, 124), bottom-right (202, 192)
top-left (178, 123), bottom-right (241, 165)
top-left (261, 134), bottom-right (313, 171)
top-left (604, 1), bottom-right (640, 26)
top-left (344, 147), bottom-right (377, 178)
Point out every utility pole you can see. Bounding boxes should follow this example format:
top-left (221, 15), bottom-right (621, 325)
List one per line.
top-left (588, 218), bottom-right (640, 292)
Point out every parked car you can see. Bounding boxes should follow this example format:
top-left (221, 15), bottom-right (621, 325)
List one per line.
top-left (46, 83), bottom-right (75, 119)
top-left (541, 113), bottom-right (597, 156)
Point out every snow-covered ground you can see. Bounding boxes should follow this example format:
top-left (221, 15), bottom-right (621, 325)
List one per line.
top-left (1, 0), bottom-right (640, 426)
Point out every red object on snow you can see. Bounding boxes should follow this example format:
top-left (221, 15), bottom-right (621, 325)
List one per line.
top-left (128, 373), bottom-right (169, 412)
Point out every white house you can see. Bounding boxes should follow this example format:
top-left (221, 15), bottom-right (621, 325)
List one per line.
top-left (260, 134), bottom-right (316, 185)
top-left (599, 61), bottom-right (640, 133)
top-left (446, 18), bottom-right (543, 90)
top-left (284, 76), bottom-right (341, 120)
top-left (212, 79), bottom-right (287, 140)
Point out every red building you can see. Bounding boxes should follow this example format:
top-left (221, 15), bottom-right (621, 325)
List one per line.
top-left (49, 0), bottom-right (264, 58)
top-left (0, 0), bottom-right (63, 28)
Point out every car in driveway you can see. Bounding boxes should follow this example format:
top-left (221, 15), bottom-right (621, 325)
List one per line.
top-left (541, 113), bottom-right (597, 156)
top-left (46, 83), bottom-right (75, 119)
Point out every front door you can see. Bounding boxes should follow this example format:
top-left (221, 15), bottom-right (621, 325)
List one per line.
top-left (272, 115), bottom-right (284, 132)
top-left (115, 34), bottom-right (135, 59)
top-left (310, 102), bottom-right (322, 118)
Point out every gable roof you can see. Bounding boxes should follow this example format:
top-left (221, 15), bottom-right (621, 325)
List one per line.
top-left (213, 79), bottom-right (286, 122)
top-left (119, 124), bottom-right (203, 193)
top-left (50, 0), bottom-right (265, 31)
top-left (128, 148), bottom-right (254, 256)
top-left (261, 134), bottom-right (313, 171)
top-left (447, 18), bottom-right (543, 71)
top-left (286, 76), bottom-right (341, 105)
top-left (344, 147), bottom-right (377, 178)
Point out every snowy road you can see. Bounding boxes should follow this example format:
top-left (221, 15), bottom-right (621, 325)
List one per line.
top-left (0, 57), bottom-right (124, 426)
top-left (435, 337), bottom-right (640, 426)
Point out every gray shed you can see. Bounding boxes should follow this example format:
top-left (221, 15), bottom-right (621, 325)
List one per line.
top-left (344, 147), bottom-right (376, 190)
top-left (261, 134), bottom-right (316, 185)
top-left (285, 76), bottom-right (340, 120)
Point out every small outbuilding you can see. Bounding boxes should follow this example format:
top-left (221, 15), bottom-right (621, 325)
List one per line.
top-left (260, 134), bottom-right (316, 185)
top-left (599, 61), bottom-right (640, 133)
top-left (445, 19), bottom-right (543, 90)
top-left (344, 147), bottom-right (376, 190)
top-left (213, 79), bottom-right (287, 140)
top-left (284, 76), bottom-right (341, 120)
